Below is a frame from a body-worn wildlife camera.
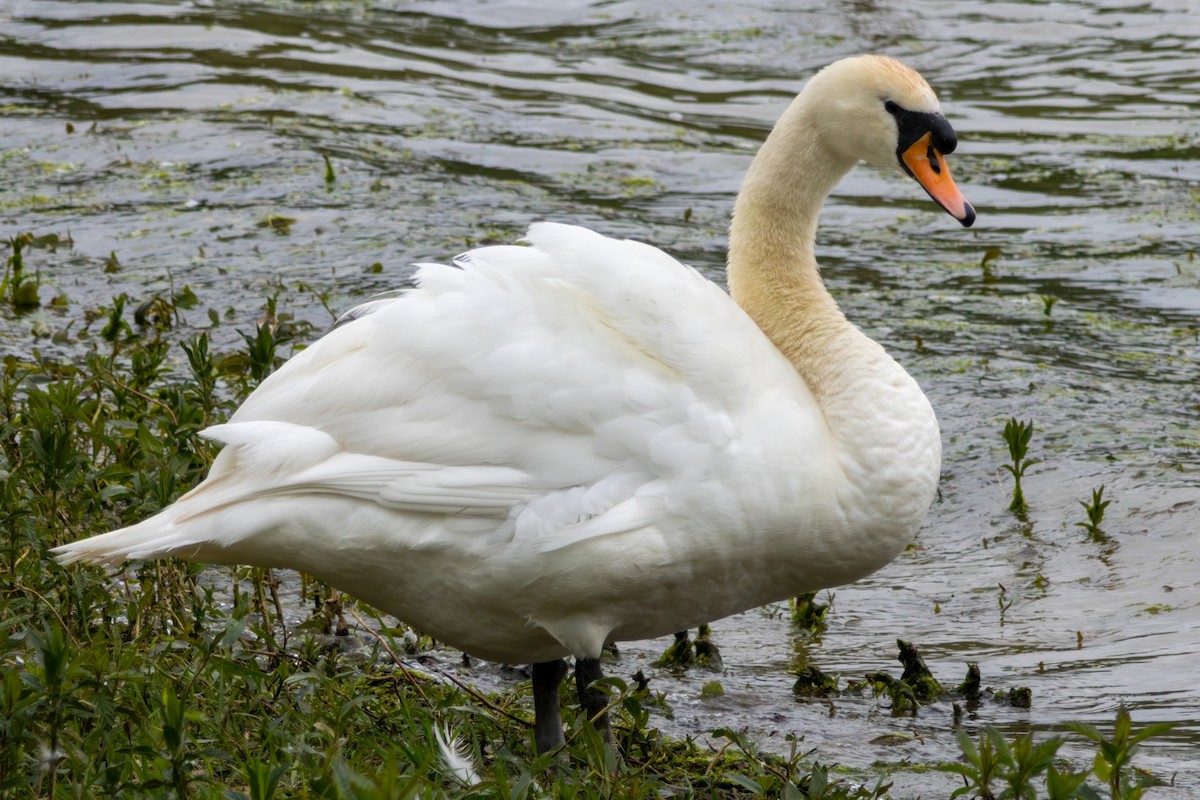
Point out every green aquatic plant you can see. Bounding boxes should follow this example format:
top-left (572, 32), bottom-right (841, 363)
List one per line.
top-left (980, 246), bottom-right (1002, 283)
top-left (261, 213), bottom-right (296, 234)
top-left (864, 670), bottom-right (920, 716)
top-left (945, 728), bottom-right (1006, 799)
top-left (790, 590), bottom-right (830, 633)
top-left (997, 581), bottom-right (1014, 624)
top-left (693, 623), bottom-right (723, 670)
top-left (239, 296), bottom-right (285, 383)
top-left (862, 641), bottom-right (1032, 720)
top-left (863, 641), bottom-right (939, 715)
top-left (1001, 417), bottom-right (1036, 514)
top-left (945, 728), bottom-right (1068, 800)
top-left (2, 233), bottom-right (41, 308)
top-left (996, 686), bottom-right (1033, 709)
top-left (954, 662), bottom-right (982, 704)
top-left (895, 639), bottom-right (944, 702)
top-left (1064, 706), bottom-right (1175, 800)
top-left (706, 727), bottom-right (890, 799)
top-left (654, 624), bottom-right (722, 671)
top-left (1040, 295), bottom-right (1059, 316)
top-left (99, 294), bottom-right (132, 342)
top-left (1075, 485), bottom-right (1111, 539)
top-left (792, 665), bottom-right (839, 698)
top-left (943, 707), bottom-right (1174, 800)
top-left (133, 295), bottom-right (177, 330)
top-left (654, 631), bottom-right (694, 669)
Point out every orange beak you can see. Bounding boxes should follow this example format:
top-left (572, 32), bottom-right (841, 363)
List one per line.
top-left (900, 132), bottom-right (975, 227)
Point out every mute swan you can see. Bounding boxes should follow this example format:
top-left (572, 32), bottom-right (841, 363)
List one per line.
top-left (55, 54), bottom-right (975, 754)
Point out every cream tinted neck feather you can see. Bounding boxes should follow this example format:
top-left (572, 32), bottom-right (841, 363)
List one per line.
top-left (727, 94), bottom-right (877, 401)
top-left (726, 86), bottom-right (941, 555)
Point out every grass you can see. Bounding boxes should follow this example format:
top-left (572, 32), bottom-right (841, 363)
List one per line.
top-left (0, 289), bottom-right (1178, 797)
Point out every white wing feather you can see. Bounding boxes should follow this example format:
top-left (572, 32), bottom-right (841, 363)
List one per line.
top-left (56, 223), bottom-right (817, 566)
top-left (188, 224), bottom-right (811, 549)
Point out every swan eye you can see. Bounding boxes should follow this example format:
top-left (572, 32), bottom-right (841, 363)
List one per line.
top-left (884, 100), bottom-right (901, 115)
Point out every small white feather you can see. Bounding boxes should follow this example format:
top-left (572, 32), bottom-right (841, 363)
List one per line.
top-left (433, 724), bottom-right (481, 786)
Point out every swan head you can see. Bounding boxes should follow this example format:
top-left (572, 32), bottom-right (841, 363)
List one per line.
top-left (806, 55), bottom-right (975, 227)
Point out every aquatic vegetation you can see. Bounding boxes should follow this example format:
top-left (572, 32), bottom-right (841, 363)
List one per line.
top-left (1001, 418), bottom-right (1037, 514)
top-left (997, 582), bottom-right (1014, 625)
top-left (865, 640), bottom-right (945, 715)
top-left (943, 728), bottom-right (1070, 800)
top-left (790, 591), bottom-right (831, 634)
top-left (864, 671), bottom-right (923, 716)
top-left (980, 246), bottom-right (1002, 283)
top-left (856, 641), bottom-right (1030, 721)
top-left (2, 234), bottom-right (41, 309)
top-left (654, 631), bottom-right (695, 669)
top-left (693, 623), bottom-right (723, 671)
top-left (896, 639), bottom-right (944, 703)
top-left (999, 687), bottom-right (1033, 709)
top-left (239, 299), bottom-right (282, 383)
top-left (653, 624), bottom-right (722, 671)
top-left (954, 662), bottom-right (982, 704)
top-left (944, 707), bottom-right (1174, 800)
top-left (260, 213), bottom-right (297, 234)
top-left (1075, 485), bottom-right (1111, 540)
top-left (793, 665), bottom-right (840, 699)
top-left (1064, 707), bottom-right (1176, 800)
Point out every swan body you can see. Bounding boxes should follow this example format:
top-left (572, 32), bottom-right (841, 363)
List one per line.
top-left (55, 54), bottom-right (974, 747)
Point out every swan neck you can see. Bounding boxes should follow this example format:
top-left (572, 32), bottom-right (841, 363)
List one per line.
top-left (727, 96), bottom-right (858, 384)
top-left (724, 95), bottom-right (941, 586)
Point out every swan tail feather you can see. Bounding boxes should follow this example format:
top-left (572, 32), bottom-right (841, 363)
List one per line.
top-left (51, 512), bottom-right (205, 567)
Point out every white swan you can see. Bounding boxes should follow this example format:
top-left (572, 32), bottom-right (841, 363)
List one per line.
top-left (55, 54), bottom-right (974, 753)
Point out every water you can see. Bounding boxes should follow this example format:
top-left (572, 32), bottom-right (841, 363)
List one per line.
top-left (2, 0), bottom-right (1197, 794)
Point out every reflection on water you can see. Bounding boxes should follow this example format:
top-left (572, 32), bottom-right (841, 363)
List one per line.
top-left (2, 0), bottom-right (1197, 793)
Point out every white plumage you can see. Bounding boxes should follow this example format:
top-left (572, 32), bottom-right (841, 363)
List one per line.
top-left (55, 57), bottom-right (974, 740)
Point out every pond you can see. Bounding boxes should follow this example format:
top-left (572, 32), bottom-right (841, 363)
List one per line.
top-left (2, 0), bottom-right (1197, 795)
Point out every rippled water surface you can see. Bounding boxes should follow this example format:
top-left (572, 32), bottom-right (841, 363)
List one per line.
top-left (2, 0), bottom-right (1198, 794)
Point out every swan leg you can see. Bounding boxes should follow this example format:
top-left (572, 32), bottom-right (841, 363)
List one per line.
top-left (573, 657), bottom-right (613, 744)
top-left (532, 659), bottom-right (569, 754)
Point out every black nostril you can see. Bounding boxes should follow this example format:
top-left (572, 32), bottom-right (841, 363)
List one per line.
top-left (927, 143), bottom-right (941, 174)
top-left (935, 125), bottom-right (958, 155)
